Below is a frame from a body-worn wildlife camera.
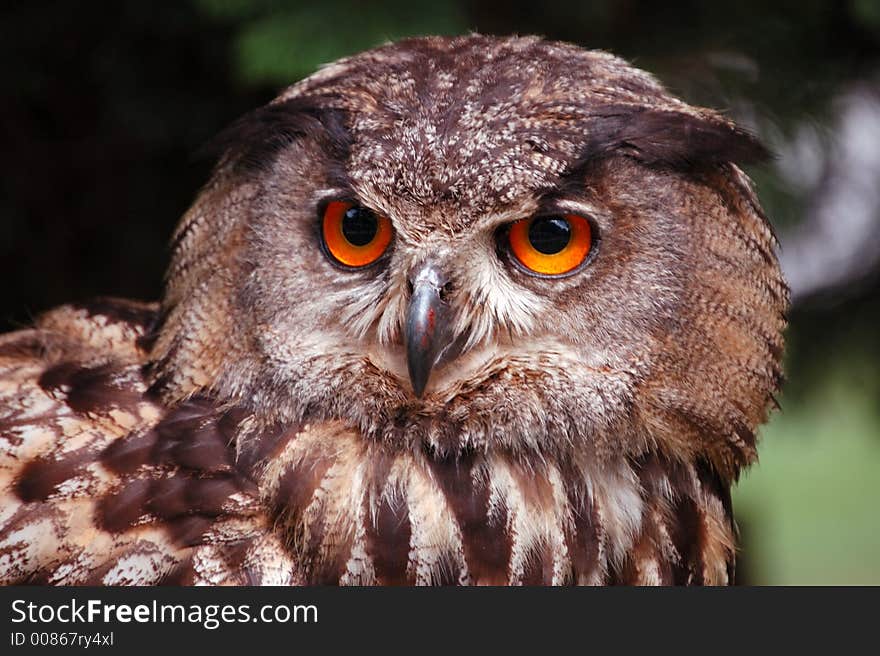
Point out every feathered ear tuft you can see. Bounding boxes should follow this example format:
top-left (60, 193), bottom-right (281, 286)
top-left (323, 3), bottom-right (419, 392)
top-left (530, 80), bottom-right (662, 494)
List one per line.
top-left (580, 105), bottom-right (770, 170)
top-left (198, 96), bottom-right (352, 175)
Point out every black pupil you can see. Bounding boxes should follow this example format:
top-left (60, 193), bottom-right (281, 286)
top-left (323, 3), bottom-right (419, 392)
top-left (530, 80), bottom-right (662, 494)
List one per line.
top-left (528, 217), bottom-right (571, 254)
top-left (341, 206), bottom-right (378, 246)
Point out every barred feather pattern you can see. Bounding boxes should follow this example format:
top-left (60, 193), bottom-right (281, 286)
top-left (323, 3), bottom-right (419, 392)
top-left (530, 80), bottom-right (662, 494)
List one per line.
top-left (0, 301), bottom-right (734, 586)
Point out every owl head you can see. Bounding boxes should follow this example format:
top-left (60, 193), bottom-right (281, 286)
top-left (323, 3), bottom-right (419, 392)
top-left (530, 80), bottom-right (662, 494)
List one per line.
top-left (148, 35), bottom-right (787, 480)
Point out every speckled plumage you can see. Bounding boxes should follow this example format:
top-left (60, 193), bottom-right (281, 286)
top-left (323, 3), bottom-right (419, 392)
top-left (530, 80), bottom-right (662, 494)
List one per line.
top-left (0, 35), bottom-right (787, 585)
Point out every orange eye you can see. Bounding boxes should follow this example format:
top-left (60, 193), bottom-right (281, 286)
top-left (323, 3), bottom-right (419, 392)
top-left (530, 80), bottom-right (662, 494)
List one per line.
top-left (322, 201), bottom-right (393, 268)
top-left (507, 214), bottom-right (593, 276)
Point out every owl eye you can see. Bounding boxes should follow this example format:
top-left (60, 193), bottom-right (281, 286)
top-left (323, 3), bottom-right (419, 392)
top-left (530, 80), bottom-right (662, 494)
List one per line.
top-left (506, 214), bottom-right (593, 276)
top-left (321, 200), bottom-right (393, 268)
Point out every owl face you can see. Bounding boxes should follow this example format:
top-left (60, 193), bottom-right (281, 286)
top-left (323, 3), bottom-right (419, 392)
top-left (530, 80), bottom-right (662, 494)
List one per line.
top-left (242, 153), bottom-right (678, 451)
top-left (155, 35), bottom-right (785, 471)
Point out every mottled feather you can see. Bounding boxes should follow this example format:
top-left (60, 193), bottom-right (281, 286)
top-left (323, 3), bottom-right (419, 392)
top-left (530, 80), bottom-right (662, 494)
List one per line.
top-left (0, 35), bottom-right (788, 585)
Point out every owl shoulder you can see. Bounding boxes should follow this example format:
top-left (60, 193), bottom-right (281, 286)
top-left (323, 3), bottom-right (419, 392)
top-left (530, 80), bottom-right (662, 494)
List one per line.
top-left (0, 297), bottom-right (159, 443)
top-left (0, 299), bottom-right (296, 584)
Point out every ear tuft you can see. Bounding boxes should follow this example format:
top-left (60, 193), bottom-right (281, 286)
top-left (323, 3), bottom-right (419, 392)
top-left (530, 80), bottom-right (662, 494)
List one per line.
top-left (199, 96), bottom-right (351, 174)
top-left (583, 105), bottom-right (770, 170)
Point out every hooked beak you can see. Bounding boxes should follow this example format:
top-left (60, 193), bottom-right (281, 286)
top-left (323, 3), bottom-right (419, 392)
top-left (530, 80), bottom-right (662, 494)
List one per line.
top-left (405, 264), bottom-right (452, 397)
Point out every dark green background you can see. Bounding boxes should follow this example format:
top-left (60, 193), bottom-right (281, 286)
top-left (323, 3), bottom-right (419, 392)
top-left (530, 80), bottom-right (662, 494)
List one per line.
top-left (2, 0), bottom-right (878, 584)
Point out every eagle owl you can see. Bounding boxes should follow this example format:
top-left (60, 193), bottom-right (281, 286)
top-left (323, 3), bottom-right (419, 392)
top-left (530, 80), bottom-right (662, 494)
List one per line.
top-left (0, 35), bottom-right (787, 585)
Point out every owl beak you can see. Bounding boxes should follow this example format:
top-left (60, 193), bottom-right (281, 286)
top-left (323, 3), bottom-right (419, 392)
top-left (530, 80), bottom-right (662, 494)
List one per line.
top-left (405, 265), bottom-right (451, 398)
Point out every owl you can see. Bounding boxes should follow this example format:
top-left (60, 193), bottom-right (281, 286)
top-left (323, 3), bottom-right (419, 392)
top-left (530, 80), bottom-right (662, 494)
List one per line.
top-left (0, 34), bottom-right (787, 586)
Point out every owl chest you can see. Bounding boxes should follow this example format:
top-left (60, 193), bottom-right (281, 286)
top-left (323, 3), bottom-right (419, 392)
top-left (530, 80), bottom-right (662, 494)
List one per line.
top-left (255, 427), bottom-right (721, 585)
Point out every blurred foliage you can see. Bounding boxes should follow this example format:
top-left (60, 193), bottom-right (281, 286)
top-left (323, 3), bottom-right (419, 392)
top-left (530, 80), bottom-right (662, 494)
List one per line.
top-left (2, 0), bottom-right (878, 584)
top-left (196, 0), bottom-right (466, 83)
top-left (736, 366), bottom-right (880, 584)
